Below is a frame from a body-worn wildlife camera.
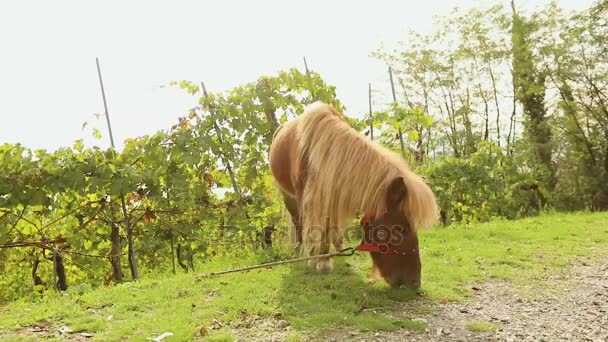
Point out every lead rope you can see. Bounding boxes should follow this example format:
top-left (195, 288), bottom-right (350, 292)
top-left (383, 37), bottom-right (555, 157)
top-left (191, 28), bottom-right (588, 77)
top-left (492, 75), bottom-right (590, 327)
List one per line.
top-left (194, 247), bottom-right (356, 281)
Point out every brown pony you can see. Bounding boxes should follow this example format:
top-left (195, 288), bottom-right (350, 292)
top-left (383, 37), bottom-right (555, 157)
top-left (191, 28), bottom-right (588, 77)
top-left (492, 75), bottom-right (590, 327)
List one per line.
top-left (269, 102), bottom-right (438, 289)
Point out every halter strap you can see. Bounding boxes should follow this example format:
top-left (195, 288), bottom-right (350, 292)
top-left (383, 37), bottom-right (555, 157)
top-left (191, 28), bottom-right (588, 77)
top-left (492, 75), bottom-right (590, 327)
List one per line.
top-left (356, 212), bottom-right (418, 255)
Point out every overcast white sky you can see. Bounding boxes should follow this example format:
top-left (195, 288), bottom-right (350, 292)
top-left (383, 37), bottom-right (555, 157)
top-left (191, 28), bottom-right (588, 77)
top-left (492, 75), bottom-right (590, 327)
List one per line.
top-left (0, 0), bottom-right (592, 152)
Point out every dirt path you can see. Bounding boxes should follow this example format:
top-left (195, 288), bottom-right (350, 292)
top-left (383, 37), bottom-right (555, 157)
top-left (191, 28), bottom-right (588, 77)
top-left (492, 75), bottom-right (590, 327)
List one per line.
top-left (319, 256), bottom-right (608, 342)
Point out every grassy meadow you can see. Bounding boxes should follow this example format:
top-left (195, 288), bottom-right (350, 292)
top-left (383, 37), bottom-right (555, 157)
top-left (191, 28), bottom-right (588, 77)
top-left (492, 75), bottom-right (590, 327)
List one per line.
top-left (1, 211), bottom-right (607, 341)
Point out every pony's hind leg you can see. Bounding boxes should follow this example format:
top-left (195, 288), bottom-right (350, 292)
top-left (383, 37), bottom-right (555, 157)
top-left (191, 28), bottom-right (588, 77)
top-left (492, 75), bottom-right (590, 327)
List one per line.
top-left (281, 192), bottom-right (303, 253)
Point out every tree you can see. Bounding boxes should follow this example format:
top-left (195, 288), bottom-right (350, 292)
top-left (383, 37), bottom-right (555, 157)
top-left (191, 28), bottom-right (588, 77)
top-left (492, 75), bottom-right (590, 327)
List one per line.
top-left (511, 0), bottom-right (555, 191)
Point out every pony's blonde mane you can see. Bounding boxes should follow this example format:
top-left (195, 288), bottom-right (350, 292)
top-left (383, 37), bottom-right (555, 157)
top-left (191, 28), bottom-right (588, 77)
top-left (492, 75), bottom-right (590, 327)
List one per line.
top-left (294, 102), bottom-right (438, 254)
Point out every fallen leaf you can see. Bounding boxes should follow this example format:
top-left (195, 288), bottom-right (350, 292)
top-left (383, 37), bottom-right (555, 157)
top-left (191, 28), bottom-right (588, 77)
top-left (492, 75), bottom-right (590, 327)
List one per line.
top-left (30, 323), bottom-right (50, 332)
top-left (197, 326), bottom-right (209, 336)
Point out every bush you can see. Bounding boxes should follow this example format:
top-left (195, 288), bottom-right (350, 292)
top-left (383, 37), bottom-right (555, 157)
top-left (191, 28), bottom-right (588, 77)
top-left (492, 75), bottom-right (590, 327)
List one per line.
top-left (421, 141), bottom-right (545, 225)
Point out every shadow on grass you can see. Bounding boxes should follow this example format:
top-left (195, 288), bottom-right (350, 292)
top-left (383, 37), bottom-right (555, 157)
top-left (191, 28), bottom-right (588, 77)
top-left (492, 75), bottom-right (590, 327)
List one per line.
top-left (276, 253), bottom-right (429, 333)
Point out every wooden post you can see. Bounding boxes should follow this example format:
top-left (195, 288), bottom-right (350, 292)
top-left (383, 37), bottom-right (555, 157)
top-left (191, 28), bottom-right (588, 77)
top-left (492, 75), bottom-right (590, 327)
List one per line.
top-left (96, 58), bottom-right (138, 280)
top-left (303, 57), bottom-right (316, 101)
top-left (388, 66), bottom-right (407, 159)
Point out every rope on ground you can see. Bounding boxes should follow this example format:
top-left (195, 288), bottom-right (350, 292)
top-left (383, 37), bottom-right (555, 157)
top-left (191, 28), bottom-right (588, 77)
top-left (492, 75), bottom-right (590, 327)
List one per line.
top-left (194, 247), bottom-right (356, 281)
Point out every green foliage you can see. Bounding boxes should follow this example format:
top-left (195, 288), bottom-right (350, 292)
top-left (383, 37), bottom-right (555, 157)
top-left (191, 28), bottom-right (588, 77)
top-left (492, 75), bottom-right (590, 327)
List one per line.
top-left (370, 0), bottom-right (608, 217)
top-left (422, 141), bottom-right (546, 224)
top-left (0, 67), bottom-right (342, 303)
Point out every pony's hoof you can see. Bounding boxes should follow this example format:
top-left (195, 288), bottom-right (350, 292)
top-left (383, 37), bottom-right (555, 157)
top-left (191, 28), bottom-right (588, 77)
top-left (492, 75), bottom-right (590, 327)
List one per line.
top-left (316, 260), bottom-right (333, 274)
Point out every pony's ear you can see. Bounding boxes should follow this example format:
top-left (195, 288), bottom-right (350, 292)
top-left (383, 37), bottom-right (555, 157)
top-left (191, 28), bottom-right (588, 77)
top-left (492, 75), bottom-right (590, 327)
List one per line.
top-left (386, 176), bottom-right (407, 208)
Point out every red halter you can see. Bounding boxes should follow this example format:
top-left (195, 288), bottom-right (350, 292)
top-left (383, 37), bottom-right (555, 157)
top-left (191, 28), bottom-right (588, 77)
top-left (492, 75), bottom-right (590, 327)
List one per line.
top-left (355, 212), bottom-right (417, 255)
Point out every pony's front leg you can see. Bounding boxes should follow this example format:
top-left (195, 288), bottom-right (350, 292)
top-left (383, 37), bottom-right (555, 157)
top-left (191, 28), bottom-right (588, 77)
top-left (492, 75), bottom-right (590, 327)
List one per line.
top-left (333, 234), bottom-right (344, 251)
top-left (313, 242), bottom-right (333, 274)
top-left (305, 218), bottom-right (334, 274)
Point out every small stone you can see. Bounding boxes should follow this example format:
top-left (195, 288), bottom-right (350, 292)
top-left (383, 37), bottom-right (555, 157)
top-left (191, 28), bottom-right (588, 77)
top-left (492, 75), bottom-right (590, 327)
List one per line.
top-left (592, 301), bottom-right (600, 306)
top-left (58, 326), bottom-right (73, 334)
top-left (277, 320), bottom-right (288, 329)
top-left (443, 328), bottom-right (452, 335)
top-left (506, 336), bottom-right (515, 342)
top-left (348, 331), bottom-right (358, 336)
top-left (436, 328), bottom-right (443, 336)
top-left (459, 308), bottom-right (469, 313)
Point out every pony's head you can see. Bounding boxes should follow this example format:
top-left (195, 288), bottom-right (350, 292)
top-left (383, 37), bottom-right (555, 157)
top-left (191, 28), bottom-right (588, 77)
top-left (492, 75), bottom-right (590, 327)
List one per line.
top-left (358, 176), bottom-right (423, 289)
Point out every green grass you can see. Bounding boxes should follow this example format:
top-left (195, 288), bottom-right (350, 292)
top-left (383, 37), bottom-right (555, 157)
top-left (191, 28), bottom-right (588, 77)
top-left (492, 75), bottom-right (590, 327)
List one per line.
top-left (418, 211), bottom-right (608, 300)
top-left (1, 212), bottom-right (607, 341)
top-left (466, 321), bottom-right (501, 332)
top-left (205, 332), bottom-right (235, 342)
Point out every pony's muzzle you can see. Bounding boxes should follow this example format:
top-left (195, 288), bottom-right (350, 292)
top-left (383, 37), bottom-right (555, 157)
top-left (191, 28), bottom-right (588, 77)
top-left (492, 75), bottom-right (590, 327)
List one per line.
top-left (387, 276), bottom-right (421, 290)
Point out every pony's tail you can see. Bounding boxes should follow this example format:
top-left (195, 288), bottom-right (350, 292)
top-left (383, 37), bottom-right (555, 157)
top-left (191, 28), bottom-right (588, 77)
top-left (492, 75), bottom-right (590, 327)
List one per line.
top-left (404, 172), bottom-right (439, 231)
